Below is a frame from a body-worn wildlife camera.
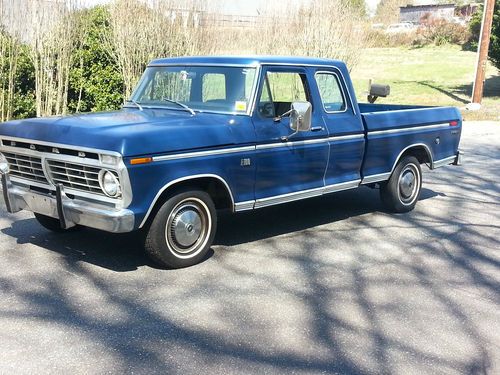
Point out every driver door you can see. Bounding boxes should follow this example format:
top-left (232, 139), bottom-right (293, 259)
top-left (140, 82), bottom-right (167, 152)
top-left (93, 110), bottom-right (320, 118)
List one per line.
top-left (252, 67), bottom-right (329, 206)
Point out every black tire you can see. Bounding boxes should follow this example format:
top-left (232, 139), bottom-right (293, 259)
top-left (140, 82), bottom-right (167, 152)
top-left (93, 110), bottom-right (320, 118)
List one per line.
top-left (34, 213), bottom-right (81, 233)
top-left (380, 156), bottom-right (422, 213)
top-left (144, 190), bottom-right (217, 269)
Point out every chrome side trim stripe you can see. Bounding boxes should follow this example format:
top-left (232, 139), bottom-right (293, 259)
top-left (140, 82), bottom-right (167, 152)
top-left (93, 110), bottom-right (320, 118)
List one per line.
top-left (234, 200), bottom-right (255, 211)
top-left (154, 134), bottom-right (365, 160)
top-left (152, 146), bottom-right (255, 162)
top-left (254, 186), bottom-right (323, 208)
top-left (432, 155), bottom-right (456, 169)
top-left (368, 123), bottom-right (450, 136)
top-left (256, 138), bottom-right (325, 150)
top-left (323, 179), bottom-right (361, 193)
top-left (361, 172), bottom-right (392, 184)
top-left (151, 122), bottom-right (446, 162)
top-left (328, 134), bottom-right (365, 142)
top-left (241, 179), bottom-right (362, 211)
top-left (256, 134), bottom-right (364, 151)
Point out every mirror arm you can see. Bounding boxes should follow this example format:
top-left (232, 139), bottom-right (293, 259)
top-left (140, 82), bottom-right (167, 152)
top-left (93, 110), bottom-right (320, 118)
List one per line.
top-left (280, 129), bottom-right (299, 142)
top-left (273, 109), bottom-right (293, 123)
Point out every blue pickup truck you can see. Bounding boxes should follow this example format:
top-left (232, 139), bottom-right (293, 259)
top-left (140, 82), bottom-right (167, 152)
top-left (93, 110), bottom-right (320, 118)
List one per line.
top-left (0, 56), bottom-right (462, 268)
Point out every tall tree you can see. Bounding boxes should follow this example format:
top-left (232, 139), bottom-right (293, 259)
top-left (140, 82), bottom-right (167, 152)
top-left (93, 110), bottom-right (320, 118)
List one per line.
top-left (468, 0), bottom-right (500, 69)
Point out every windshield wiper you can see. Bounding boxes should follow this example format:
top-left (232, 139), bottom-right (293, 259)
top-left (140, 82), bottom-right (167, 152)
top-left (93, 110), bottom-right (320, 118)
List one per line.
top-left (162, 98), bottom-right (196, 116)
top-left (126, 99), bottom-right (143, 111)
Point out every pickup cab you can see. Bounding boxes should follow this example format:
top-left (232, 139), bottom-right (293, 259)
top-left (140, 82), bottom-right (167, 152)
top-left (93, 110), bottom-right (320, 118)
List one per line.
top-left (0, 56), bottom-right (462, 268)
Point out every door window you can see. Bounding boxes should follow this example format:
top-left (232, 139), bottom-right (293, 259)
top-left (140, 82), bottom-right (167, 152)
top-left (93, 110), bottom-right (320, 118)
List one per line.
top-left (258, 71), bottom-right (309, 118)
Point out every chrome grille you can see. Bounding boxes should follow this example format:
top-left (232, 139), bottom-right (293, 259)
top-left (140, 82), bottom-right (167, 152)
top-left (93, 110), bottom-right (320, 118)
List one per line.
top-left (3, 152), bottom-right (49, 184)
top-left (46, 160), bottom-right (106, 194)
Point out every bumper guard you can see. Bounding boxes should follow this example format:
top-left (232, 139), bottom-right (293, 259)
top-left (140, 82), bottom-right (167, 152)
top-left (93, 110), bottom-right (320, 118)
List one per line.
top-left (453, 150), bottom-right (463, 166)
top-left (0, 173), bottom-right (134, 233)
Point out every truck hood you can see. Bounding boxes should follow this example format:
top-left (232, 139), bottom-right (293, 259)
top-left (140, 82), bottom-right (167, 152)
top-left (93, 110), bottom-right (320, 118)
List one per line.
top-left (0, 109), bottom-right (250, 157)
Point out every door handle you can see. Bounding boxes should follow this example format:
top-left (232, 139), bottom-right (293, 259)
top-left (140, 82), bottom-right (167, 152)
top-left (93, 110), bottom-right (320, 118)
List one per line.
top-left (310, 126), bottom-right (324, 132)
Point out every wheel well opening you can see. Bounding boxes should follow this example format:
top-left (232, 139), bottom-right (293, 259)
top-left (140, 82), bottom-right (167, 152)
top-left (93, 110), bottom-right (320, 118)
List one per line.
top-left (401, 146), bottom-right (431, 167)
top-left (150, 176), bottom-right (232, 219)
top-left (141, 177), bottom-right (233, 229)
top-left (168, 178), bottom-right (233, 209)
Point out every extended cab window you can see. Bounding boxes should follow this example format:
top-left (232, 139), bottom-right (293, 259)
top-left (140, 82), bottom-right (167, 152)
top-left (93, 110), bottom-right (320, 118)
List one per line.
top-left (315, 72), bottom-right (346, 112)
top-left (258, 71), bottom-right (309, 118)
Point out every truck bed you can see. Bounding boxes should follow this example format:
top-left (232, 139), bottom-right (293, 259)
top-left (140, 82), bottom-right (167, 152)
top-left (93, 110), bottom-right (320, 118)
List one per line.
top-left (358, 103), bottom-right (462, 182)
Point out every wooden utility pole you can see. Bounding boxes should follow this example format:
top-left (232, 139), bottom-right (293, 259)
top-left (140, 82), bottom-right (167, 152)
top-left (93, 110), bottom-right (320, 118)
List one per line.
top-left (471, 0), bottom-right (496, 105)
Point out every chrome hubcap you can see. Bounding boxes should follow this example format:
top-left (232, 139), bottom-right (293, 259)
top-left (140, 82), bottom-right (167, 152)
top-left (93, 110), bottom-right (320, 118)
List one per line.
top-left (166, 199), bottom-right (210, 256)
top-left (171, 208), bottom-right (202, 248)
top-left (398, 164), bottom-right (420, 204)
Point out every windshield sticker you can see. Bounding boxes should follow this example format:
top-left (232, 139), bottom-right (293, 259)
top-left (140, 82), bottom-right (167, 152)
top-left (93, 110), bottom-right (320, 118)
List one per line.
top-left (235, 101), bottom-right (247, 112)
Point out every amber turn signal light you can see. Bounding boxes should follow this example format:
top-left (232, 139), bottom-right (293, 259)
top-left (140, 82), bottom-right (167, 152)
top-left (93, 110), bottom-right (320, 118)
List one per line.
top-left (130, 157), bottom-right (153, 165)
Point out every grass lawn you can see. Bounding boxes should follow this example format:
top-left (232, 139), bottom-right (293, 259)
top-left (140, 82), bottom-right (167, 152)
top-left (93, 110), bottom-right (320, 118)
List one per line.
top-left (349, 45), bottom-right (500, 121)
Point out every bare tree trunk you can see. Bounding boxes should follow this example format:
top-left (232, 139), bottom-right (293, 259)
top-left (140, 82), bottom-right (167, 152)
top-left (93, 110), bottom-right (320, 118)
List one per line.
top-left (104, 0), bottom-right (205, 98)
top-left (27, 0), bottom-right (78, 117)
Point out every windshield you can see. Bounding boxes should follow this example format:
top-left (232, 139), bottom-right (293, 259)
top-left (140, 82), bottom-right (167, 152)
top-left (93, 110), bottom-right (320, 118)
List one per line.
top-left (129, 66), bottom-right (257, 114)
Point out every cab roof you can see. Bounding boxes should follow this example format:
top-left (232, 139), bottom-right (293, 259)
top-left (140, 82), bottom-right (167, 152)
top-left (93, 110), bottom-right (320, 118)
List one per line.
top-left (148, 55), bottom-right (347, 70)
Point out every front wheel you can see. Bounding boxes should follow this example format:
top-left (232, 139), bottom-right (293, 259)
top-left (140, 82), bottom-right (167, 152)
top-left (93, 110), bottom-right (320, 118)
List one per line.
top-left (144, 190), bottom-right (217, 269)
top-left (380, 156), bottom-right (422, 213)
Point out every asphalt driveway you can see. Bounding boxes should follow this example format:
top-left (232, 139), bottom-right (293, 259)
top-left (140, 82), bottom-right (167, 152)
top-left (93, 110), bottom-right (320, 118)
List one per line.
top-left (0, 121), bottom-right (498, 374)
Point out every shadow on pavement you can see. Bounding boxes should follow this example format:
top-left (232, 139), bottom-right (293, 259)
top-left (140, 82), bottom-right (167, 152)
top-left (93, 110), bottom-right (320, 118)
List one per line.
top-left (0, 186), bottom-right (440, 271)
top-left (0, 134), bottom-right (498, 374)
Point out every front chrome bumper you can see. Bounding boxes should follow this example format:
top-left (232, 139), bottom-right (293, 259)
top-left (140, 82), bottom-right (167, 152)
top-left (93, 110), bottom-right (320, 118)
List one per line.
top-left (1, 173), bottom-right (134, 233)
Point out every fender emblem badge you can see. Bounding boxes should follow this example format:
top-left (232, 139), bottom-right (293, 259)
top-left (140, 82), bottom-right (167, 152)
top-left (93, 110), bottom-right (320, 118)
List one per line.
top-left (240, 158), bottom-right (251, 167)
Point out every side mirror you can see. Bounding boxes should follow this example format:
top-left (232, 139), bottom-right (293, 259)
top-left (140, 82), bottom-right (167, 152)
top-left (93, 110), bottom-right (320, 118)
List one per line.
top-left (289, 101), bottom-right (312, 132)
top-left (367, 81), bottom-right (390, 104)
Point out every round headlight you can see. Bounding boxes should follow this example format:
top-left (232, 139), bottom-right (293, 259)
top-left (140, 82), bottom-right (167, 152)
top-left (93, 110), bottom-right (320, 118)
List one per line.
top-left (99, 170), bottom-right (121, 197)
top-left (0, 152), bottom-right (9, 174)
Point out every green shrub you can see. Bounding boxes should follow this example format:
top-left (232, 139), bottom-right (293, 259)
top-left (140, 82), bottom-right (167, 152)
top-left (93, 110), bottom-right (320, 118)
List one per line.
top-left (414, 20), bottom-right (469, 47)
top-left (0, 30), bottom-right (36, 120)
top-left (67, 6), bottom-right (124, 113)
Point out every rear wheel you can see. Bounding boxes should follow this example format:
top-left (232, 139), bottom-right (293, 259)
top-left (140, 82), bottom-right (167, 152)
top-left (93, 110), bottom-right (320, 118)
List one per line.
top-left (380, 156), bottom-right (422, 213)
top-left (145, 190), bottom-right (217, 269)
top-left (34, 213), bottom-right (80, 233)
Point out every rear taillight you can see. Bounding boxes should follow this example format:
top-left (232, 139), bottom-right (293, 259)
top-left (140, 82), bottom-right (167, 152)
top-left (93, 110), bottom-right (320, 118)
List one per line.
top-left (450, 121), bottom-right (458, 126)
